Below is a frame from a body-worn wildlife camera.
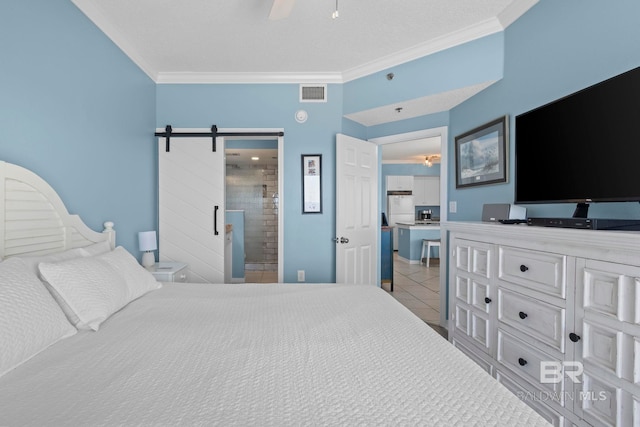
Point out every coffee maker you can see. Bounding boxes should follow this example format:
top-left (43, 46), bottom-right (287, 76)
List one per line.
top-left (419, 209), bottom-right (432, 221)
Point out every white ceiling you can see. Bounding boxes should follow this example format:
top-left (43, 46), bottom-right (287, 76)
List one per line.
top-left (71, 0), bottom-right (537, 126)
top-left (381, 136), bottom-right (441, 164)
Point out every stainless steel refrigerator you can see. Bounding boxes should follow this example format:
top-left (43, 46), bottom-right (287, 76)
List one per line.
top-left (387, 194), bottom-right (414, 250)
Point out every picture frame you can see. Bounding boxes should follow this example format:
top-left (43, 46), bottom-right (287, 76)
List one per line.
top-left (302, 154), bottom-right (322, 213)
top-left (455, 115), bottom-right (508, 189)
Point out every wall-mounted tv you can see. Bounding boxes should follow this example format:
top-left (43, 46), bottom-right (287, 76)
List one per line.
top-left (514, 66), bottom-right (640, 218)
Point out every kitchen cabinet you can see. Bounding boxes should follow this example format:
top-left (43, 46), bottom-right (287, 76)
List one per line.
top-left (386, 175), bottom-right (414, 192)
top-left (413, 176), bottom-right (440, 205)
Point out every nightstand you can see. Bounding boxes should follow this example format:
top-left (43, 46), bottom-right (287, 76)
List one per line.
top-left (147, 262), bottom-right (188, 283)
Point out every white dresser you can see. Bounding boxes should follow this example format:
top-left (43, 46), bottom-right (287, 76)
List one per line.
top-left (445, 221), bottom-right (640, 427)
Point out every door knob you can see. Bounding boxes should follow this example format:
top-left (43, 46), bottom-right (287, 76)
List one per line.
top-left (340, 237), bottom-right (350, 244)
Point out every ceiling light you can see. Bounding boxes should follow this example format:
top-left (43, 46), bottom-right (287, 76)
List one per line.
top-left (251, 156), bottom-right (259, 161)
top-left (332, 0), bottom-right (339, 19)
top-left (424, 154), bottom-right (441, 167)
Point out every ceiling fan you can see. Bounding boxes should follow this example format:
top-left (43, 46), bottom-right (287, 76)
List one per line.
top-left (269, 0), bottom-right (296, 20)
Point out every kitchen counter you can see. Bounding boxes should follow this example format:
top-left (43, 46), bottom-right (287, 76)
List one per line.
top-left (396, 222), bottom-right (440, 264)
top-left (396, 221), bottom-right (440, 229)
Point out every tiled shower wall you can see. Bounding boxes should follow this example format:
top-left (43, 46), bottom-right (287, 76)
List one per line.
top-left (226, 163), bottom-right (278, 269)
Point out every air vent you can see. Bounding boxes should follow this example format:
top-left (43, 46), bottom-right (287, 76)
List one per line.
top-left (300, 84), bottom-right (327, 103)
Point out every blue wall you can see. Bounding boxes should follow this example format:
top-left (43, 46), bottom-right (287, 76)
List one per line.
top-left (343, 34), bottom-right (504, 115)
top-left (448, 0), bottom-right (640, 221)
top-left (5, 0), bottom-right (640, 283)
top-left (0, 0), bottom-right (156, 256)
top-left (157, 84), bottom-right (343, 283)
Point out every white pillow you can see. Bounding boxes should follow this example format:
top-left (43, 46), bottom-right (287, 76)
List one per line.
top-left (0, 258), bottom-right (76, 377)
top-left (18, 248), bottom-right (89, 326)
top-left (19, 248), bottom-right (88, 276)
top-left (38, 247), bottom-right (161, 331)
top-left (99, 246), bottom-right (162, 301)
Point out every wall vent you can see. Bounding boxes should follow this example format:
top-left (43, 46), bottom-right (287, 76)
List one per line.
top-left (300, 84), bottom-right (327, 102)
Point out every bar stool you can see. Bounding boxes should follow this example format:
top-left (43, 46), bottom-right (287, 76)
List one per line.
top-left (421, 239), bottom-right (440, 267)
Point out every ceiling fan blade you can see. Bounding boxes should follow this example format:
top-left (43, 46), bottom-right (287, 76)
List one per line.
top-left (268, 0), bottom-right (296, 20)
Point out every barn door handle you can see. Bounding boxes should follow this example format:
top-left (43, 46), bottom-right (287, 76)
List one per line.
top-left (214, 206), bottom-right (219, 235)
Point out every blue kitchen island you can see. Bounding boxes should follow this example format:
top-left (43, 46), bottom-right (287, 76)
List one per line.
top-left (396, 222), bottom-right (440, 264)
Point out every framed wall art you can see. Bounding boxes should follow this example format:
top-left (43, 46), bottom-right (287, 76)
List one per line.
top-left (302, 154), bottom-right (322, 213)
top-left (455, 116), bottom-right (508, 189)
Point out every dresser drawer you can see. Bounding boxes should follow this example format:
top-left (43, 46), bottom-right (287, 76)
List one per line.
top-left (498, 288), bottom-right (565, 352)
top-left (455, 276), bottom-right (491, 313)
top-left (454, 239), bottom-right (492, 280)
top-left (453, 304), bottom-right (491, 353)
top-left (499, 246), bottom-right (566, 298)
top-left (497, 330), bottom-right (565, 401)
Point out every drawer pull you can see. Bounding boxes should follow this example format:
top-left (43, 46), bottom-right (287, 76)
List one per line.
top-left (484, 297), bottom-right (492, 304)
top-left (569, 332), bottom-right (581, 343)
top-left (519, 264), bottom-right (529, 272)
top-left (518, 357), bottom-right (528, 366)
top-left (518, 311), bottom-right (528, 320)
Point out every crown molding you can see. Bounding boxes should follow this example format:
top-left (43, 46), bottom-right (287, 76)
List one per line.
top-left (341, 17), bottom-right (504, 83)
top-left (498, 0), bottom-right (539, 28)
top-left (155, 72), bottom-right (343, 85)
top-left (73, 0), bottom-right (538, 85)
top-left (71, 0), bottom-right (158, 81)
top-left (158, 18), bottom-right (506, 84)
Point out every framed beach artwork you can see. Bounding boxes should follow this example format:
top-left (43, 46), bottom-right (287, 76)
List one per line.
top-left (455, 116), bottom-right (508, 189)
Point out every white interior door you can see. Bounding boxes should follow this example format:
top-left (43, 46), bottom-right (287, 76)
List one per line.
top-left (335, 134), bottom-right (378, 285)
top-left (158, 135), bottom-right (225, 283)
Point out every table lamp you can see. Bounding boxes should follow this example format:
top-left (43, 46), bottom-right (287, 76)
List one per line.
top-left (138, 231), bottom-right (157, 268)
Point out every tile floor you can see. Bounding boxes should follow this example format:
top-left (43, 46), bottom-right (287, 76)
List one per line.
top-left (245, 270), bottom-right (278, 283)
top-left (382, 252), bottom-right (447, 339)
top-left (245, 262), bottom-right (278, 283)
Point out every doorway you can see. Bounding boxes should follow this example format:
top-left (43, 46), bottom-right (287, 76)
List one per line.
top-left (371, 126), bottom-right (449, 327)
top-left (225, 136), bottom-right (283, 283)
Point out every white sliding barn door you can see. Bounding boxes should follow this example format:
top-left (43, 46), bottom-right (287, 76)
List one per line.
top-left (335, 134), bottom-right (378, 285)
top-left (158, 135), bottom-right (225, 283)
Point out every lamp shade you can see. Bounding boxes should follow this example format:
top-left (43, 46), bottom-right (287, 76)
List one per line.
top-left (138, 231), bottom-right (157, 252)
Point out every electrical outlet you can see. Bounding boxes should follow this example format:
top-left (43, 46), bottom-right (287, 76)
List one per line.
top-left (449, 201), bottom-right (457, 213)
top-left (297, 270), bottom-right (305, 282)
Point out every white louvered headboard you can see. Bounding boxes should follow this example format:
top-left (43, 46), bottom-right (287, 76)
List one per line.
top-left (0, 161), bottom-right (115, 259)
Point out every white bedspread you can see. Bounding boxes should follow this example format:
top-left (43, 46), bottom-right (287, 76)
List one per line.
top-left (0, 283), bottom-right (548, 426)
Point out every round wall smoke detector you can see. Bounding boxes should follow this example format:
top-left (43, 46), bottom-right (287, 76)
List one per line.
top-left (295, 110), bottom-right (308, 123)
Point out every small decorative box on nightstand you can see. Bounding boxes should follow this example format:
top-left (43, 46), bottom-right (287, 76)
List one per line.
top-left (147, 262), bottom-right (188, 283)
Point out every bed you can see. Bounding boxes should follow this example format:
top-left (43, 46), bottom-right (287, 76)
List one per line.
top-left (0, 161), bottom-right (549, 426)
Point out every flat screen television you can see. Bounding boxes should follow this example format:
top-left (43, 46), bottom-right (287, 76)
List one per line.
top-left (515, 66), bottom-right (640, 218)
